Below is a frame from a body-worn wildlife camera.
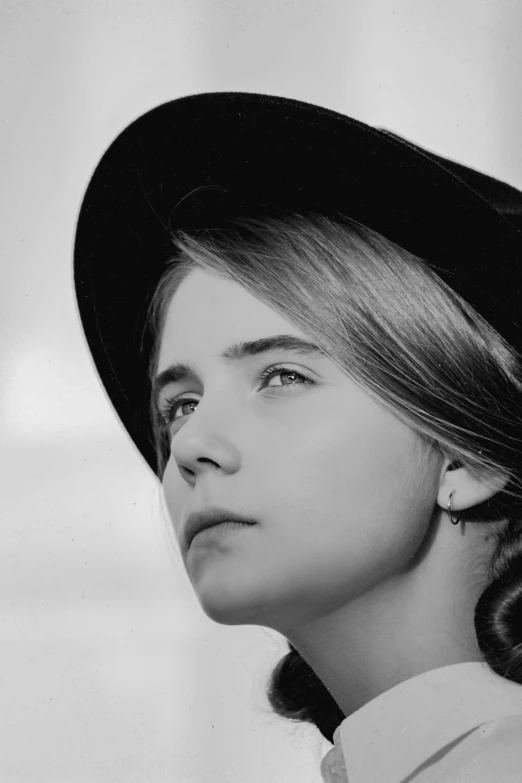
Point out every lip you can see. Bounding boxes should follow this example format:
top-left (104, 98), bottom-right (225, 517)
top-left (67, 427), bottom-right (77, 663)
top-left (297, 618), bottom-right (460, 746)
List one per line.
top-left (184, 506), bottom-right (258, 550)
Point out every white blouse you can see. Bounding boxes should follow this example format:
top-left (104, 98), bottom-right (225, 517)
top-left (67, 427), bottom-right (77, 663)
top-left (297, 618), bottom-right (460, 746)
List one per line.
top-left (320, 661), bottom-right (522, 782)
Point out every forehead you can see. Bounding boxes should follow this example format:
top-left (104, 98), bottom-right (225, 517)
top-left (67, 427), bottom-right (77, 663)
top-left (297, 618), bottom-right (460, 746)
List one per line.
top-left (157, 268), bottom-right (304, 370)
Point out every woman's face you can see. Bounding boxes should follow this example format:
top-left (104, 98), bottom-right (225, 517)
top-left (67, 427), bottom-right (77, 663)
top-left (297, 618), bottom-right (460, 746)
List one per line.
top-left (158, 268), bottom-right (444, 631)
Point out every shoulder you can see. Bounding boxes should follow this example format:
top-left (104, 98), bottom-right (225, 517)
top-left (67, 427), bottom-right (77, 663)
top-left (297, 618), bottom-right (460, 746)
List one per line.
top-left (415, 714), bottom-right (522, 782)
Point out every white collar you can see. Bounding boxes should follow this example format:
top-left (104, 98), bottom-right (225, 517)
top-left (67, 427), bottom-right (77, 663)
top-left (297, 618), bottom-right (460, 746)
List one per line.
top-left (336, 661), bottom-right (522, 783)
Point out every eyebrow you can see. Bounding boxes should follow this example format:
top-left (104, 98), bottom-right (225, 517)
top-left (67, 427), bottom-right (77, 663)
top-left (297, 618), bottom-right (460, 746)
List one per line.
top-left (153, 334), bottom-right (327, 408)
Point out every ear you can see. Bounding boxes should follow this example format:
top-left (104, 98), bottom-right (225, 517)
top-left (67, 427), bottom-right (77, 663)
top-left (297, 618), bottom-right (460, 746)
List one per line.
top-left (437, 458), bottom-right (509, 513)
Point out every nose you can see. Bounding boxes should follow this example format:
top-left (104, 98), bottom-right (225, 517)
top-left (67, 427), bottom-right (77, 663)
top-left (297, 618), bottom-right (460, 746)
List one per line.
top-left (170, 400), bottom-right (241, 486)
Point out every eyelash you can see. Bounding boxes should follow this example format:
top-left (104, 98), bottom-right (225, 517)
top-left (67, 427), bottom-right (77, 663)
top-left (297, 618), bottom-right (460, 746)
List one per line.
top-left (158, 364), bottom-right (314, 427)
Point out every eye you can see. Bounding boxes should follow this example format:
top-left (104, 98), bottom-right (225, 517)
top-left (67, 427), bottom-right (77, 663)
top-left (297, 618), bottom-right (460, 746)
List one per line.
top-left (157, 364), bottom-right (313, 428)
top-left (257, 364), bottom-right (312, 389)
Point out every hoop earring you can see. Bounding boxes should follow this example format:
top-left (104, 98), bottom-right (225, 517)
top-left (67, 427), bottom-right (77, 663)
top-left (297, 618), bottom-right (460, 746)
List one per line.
top-left (448, 491), bottom-right (461, 525)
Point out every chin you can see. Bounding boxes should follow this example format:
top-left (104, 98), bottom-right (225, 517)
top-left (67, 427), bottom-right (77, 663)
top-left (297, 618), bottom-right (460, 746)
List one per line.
top-left (200, 598), bottom-right (263, 626)
top-left (194, 582), bottom-right (276, 627)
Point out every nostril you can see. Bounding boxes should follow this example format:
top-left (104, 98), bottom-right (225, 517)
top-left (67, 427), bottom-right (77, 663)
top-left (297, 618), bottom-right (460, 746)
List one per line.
top-left (448, 460), bottom-right (463, 471)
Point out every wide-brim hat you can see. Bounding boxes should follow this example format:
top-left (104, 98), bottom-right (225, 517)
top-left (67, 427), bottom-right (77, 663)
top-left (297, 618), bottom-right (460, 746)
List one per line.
top-left (73, 91), bottom-right (522, 478)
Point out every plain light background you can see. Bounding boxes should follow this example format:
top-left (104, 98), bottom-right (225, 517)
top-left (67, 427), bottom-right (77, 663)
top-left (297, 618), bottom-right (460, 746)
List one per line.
top-left (1, 1), bottom-right (522, 781)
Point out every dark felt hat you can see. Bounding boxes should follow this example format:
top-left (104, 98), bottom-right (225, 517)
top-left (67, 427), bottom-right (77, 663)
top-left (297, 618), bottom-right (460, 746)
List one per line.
top-left (73, 91), bottom-right (522, 478)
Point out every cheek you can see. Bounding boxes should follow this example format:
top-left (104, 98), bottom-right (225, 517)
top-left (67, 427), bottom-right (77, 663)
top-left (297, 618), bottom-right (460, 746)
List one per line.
top-left (281, 408), bottom-right (424, 504)
top-left (249, 418), bottom-right (440, 618)
top-left (269, 409), bottom-right (438, 563)
top-left (161, 459), bottom-right (190, 539)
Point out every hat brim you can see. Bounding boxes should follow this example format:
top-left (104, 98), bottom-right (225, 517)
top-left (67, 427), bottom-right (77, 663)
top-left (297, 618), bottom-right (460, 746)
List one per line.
top-left (73, 91), bottom-right (522, 477)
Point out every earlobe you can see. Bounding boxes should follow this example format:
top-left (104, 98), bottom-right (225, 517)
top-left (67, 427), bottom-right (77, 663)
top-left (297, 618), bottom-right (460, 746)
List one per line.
top-left (437, 461), bottom-right (509, 513)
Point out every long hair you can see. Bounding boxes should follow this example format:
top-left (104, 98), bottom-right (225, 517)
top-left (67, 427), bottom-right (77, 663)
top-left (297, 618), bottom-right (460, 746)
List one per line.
top-left (144, 213), bottom-right (522, 742)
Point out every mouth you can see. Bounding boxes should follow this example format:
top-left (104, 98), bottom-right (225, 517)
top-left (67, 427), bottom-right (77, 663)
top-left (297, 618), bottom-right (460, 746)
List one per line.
top-left (189, 520), bottom-right (255, 549)
top-left (184, 507), bottom-right (259, 551)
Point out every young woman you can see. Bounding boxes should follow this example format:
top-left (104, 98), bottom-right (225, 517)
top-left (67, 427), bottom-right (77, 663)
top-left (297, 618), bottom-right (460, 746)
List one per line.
top-left (74, 92), bottom-right (522, 782)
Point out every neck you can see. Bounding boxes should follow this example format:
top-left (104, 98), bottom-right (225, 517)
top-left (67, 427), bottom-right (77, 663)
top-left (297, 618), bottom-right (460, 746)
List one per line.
top-left (282, 514), bottom-right (497, 718)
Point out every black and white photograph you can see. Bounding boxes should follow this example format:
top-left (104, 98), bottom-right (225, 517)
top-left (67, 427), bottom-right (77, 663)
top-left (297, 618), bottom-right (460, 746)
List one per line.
top-left (2, 1), bottom-right (522, 781)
